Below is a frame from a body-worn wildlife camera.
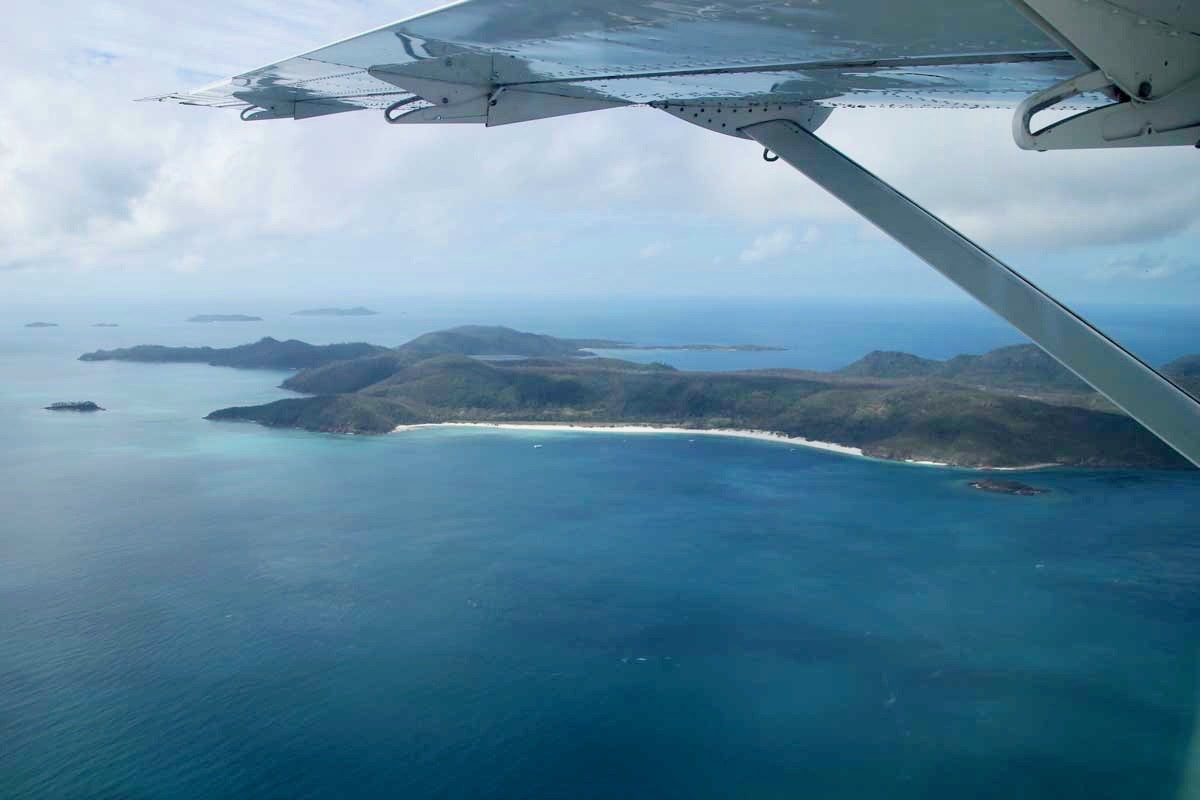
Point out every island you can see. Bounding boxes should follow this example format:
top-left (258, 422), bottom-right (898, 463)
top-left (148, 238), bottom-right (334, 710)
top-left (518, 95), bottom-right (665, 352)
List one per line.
top-left (291, 306), bottom-right (379, 317)
top-left (187, 314), bottom-right (262, 323)
top-left (968, 479), bottom-right (1049, 496)
top-left (25, 322), bottom-right (58, 328)
top-left (80, 337), bottom-right (385, 370)
top-left (45, 401), bottom-right (104, 412)
top-left (571, 338), bottom-right (785, 352)
top-left (92, 323), bottom-right (119, 328)
top-left (81, 325), bottom-right (1196, 470)
top-left (393, 326), bottom-right (781, 357)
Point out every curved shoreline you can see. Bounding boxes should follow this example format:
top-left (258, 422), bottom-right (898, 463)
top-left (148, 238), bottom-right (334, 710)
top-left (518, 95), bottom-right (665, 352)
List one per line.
top-left (389, 422), bottom-right (1058, 471)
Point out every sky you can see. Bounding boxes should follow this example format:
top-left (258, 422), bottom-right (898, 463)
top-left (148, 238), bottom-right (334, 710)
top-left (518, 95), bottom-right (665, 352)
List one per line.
top-left (2, 0), bottom-right (1199, 308)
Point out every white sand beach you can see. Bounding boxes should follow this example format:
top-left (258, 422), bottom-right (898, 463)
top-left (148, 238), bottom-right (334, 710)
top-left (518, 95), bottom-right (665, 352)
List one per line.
top-left (393, 421), bottom-right (864, 457)
top-left (979, 463), bottom-right (1060, 472)
top-left (391, 421), bottom-right (1062, 471)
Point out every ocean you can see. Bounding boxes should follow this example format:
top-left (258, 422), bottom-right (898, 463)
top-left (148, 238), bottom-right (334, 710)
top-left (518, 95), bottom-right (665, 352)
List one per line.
top-left (2, 297), bottom-right (1199, 799)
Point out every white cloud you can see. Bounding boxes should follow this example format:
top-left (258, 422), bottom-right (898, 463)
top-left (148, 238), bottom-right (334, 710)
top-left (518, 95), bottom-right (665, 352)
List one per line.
top-left (740, 228), bottom-right (794, 263)
top-left (171, 253), bottom-right (204, 274)
top-left (0, 0), bottom-right (1198, 305)
top-left (799, 226), bottom-right (822, 245)
top-left (639, 241), bottom-right (668, 259)
top-left (685, 108), bottom-right (1200, 250)
top-left (0, 54), bottom-right (667, 278)
top-left (1089, 253), bottom-right (1188, 282)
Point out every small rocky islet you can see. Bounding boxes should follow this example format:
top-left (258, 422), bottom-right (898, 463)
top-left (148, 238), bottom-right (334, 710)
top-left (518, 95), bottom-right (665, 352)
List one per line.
top-left (45, 401), bottom-right (105, 412)
top-left (968, 479), bottom-right (1049, 496)
top-left (187, 314), bottom-right (263, 323)
top-left (291, 306), bottom-right (379, 317)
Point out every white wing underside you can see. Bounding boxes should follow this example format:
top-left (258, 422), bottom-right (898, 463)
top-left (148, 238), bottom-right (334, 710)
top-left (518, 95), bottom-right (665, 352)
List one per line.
top-left (145, 0), bottom-right (1097, 121)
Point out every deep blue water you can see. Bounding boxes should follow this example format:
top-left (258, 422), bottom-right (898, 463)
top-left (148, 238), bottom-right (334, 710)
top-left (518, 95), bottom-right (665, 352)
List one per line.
top-left (2, 299), bottom-right (1200, 799)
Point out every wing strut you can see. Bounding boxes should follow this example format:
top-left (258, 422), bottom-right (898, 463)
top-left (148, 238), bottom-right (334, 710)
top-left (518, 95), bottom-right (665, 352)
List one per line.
top-left (742, 120), bottom-right (1200, 467)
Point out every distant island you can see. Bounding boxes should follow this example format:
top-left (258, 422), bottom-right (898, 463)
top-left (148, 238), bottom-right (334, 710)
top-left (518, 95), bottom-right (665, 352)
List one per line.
top-left (291, 307), bottom-right (379, 317)
top-left (187, 314), bottom-right (262, 323)
top-left (46, 401), bottom-right (104, 412)
top-left (25, 322), bottom-right (58, 328)
top-left (81, 325), bottom-right (1197, 470)
top-left (392, 326), bottom-right (781, 357)
top-left (92, 323), bottom-right (119, 328)
top-left (80, 337), bottom-right (384, 370)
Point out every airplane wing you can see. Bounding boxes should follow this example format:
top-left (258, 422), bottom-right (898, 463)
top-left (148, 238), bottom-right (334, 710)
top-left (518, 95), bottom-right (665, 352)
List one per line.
top-left (146, 1), bottom-right (1090, 121)
top-left (146, 0), bottom-right (1198, 149)
top-left (149, 0), bottom-right (1200, 466)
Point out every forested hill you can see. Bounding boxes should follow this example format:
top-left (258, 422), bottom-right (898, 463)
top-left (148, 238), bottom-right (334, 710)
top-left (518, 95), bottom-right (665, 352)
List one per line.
top-left (76, 325), bottom-right (777, 374)
top-left (838, 344), bottom-right (1090, 391)
top-left (398, 325), bottom-right (590, 358)
top-left (842, 343), bottom-right (1200, 397)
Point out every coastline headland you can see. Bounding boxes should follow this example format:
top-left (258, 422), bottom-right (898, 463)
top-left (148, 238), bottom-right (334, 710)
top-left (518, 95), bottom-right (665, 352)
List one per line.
top-left (84, 325), bottom-right (1196, 470)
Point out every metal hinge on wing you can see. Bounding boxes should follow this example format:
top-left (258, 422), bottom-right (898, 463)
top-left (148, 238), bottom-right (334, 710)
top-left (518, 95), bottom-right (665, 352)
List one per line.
top-left (1010, 0), bottom-right (1200, 150)
top-left (234, 96), bottom-right (361, 121)
top-left (369, 58), bottom-right (627, 127)
top-left (1014, 68), bottom-right (1200, 150)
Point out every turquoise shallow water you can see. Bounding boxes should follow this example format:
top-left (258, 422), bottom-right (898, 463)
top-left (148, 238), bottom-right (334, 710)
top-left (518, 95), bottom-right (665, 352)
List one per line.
top-left (2, 303), bottom-right (1200, 798)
